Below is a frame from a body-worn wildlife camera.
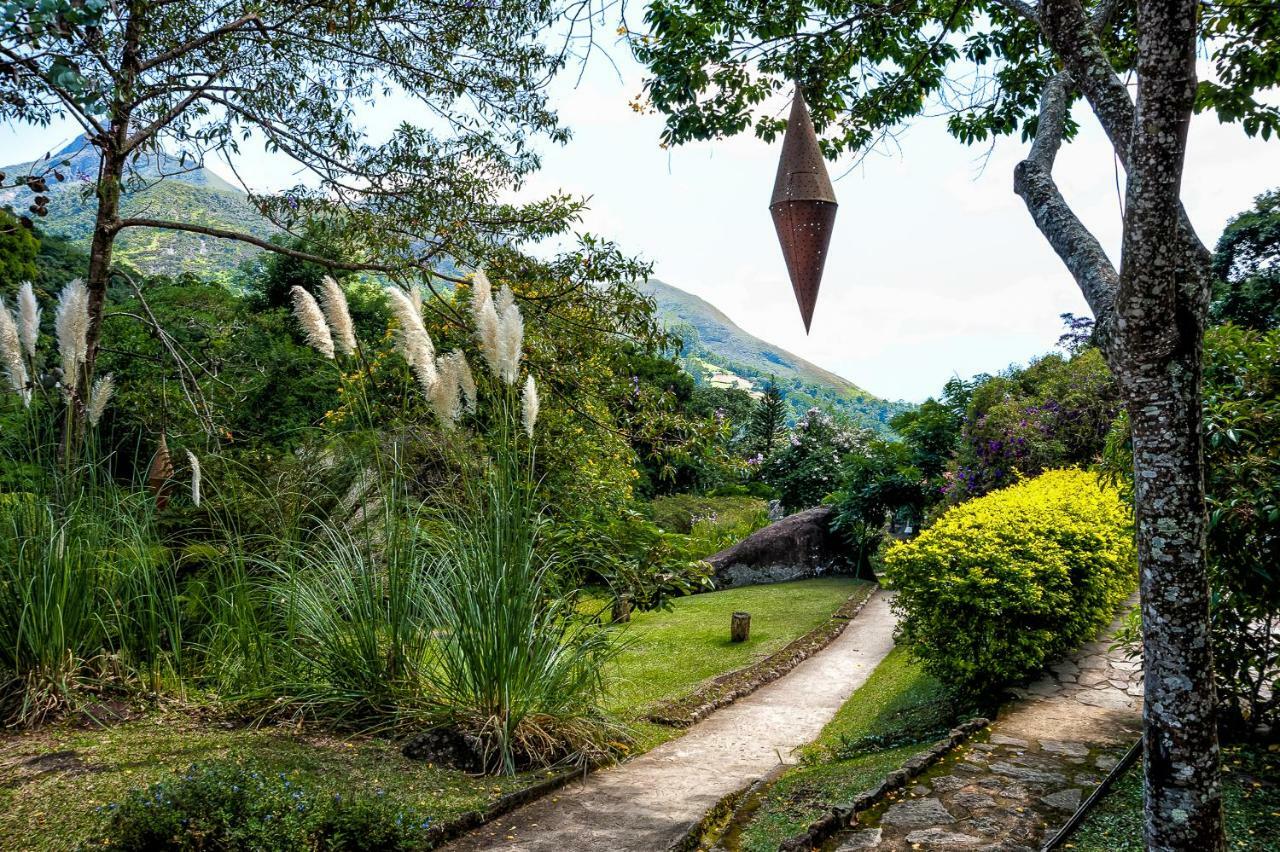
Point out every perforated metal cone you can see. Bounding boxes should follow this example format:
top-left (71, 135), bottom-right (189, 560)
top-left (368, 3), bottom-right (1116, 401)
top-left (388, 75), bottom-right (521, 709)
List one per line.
top-left (770, 87), bottom-right (838, 332)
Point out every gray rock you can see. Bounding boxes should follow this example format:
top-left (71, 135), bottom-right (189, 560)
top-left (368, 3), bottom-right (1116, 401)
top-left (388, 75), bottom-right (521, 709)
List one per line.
top-left (952, 791), bottom-right (998, 809)
top-left (931, 775), bottom-right (969, 792)
top-left (1041, 788), bottom-right (1084, 811)
top-left (904, 827), bottom-right (983, 846)
top-left (990, 734), bottom-right (1029, 748)
top-left (989, 762), bottom-right (1067, 785)
top-left (1040, 740), bottom-right (1089, 758)
top-left (707, 505), bottom-right (867, 587)
top-left (1095, 754), bottom-right (1120, 772)
top-left (835, 828), bottom-right (882, 850)
top-left (882, 797), bottom-right (956, 827)
top-left (1075, 689), bottom-right (1135, 710)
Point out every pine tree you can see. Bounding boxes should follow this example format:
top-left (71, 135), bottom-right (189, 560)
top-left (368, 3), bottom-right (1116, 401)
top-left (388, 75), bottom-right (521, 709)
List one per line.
top-left (748, 381), bottom-right (786, 459)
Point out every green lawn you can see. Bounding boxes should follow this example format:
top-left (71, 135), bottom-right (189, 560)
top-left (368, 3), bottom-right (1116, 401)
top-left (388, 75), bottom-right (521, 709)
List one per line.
top-left (730, 647), bottom-right (961, 852)
top-left (0, 577), bottom-right (865, 851)
top-left (605, 576), bottom-right (868, 715)
top-left (1068, 743), bottom-right (1280, 851)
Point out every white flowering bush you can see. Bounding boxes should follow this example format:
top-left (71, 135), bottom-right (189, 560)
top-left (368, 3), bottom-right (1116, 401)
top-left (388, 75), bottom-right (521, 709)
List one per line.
top-left (763, 408), bottom-right (871, 513)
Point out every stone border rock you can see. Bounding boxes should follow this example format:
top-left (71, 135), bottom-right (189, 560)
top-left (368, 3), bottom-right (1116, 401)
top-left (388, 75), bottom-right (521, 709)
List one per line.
top-left (778, 717), bottom-right (991, 852)
top-left (646, 584), bottom-right (877, 727)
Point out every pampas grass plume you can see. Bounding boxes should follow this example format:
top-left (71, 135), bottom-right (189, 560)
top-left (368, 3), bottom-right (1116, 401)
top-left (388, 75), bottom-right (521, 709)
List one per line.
top-left (0, 297), bottom-right (28, 403)
top-left (522, 374), bottom-right (539, 438)
top-left (318, 276), bottom-right (357, 356)
top-left (87, 374), bottom-right (115, 426)
top-left (55, 278), bottom-right (89, 393)
top-left (384, 286), bottom-right (437, 391)
top-left (186, 449), bottom-right (202, 507)
top-left (290, 286), bottom-right (334, 359)
top-left (497, 285), bottom-right (524, 385)
top-left (429, 351), bottom-right (462, 428)
top-left (17, 281), bottom-right (40, 360)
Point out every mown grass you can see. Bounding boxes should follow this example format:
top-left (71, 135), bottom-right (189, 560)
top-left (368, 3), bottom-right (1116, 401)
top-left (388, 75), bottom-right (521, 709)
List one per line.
top-left (1068, 743), bottom-right (1280, 851)
top-left (731, 647), bottom-right (961, 852)
top-left (0, 577), bottom-right (864, 851)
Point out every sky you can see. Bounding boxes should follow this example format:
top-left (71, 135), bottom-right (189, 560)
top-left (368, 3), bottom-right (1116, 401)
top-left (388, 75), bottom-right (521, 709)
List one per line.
top-left (2, 48), bottom-right (1275, 402)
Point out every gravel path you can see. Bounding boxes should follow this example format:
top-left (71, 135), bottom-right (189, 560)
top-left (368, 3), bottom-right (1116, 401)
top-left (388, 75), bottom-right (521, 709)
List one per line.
top-left (444, 588), bottom-right (899, 852)
top-left (832, 609), bottom-right (1143, 851)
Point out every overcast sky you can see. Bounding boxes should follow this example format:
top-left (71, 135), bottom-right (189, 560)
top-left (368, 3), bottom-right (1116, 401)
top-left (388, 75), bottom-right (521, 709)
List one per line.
top-left (2, 48), bottom-right (1274, 402)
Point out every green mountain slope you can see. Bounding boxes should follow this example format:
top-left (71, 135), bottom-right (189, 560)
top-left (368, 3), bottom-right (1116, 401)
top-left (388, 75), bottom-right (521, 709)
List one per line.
top-left (639, 279), bottom-right (909, 433)
top-left (1, 136), bottom-right (273, 280)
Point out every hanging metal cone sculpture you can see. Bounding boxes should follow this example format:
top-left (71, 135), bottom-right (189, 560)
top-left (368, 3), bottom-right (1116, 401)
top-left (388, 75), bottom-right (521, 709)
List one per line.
top-left (770, 87), bottom-right (838, 333)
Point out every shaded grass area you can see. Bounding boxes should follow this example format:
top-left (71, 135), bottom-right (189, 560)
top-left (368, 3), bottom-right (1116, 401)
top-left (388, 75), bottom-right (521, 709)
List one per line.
top-left (731, 647), bottom-right (961, 852)
top-left (0, 577), bottom-right (863, 851)
top-left (1068, 743), bottom-right (1280, 851)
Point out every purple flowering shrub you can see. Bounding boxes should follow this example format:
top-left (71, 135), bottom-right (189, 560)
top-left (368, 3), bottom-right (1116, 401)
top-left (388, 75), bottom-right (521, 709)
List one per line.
top-left (946, 350), bottom-right (1118, 502)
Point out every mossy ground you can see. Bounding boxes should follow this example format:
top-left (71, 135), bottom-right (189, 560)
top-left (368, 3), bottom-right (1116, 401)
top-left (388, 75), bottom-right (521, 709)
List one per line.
top-left (728, 646), bottom-right (962, 851)
top-left (0, 577), bottom-right (864, 851)
top-left (1068, 743), bottom-right (1280, 851)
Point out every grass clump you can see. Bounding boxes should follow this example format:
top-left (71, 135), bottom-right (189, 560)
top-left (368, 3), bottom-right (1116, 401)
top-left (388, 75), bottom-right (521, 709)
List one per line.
top-left (731, 647), bottom-right (963, 852)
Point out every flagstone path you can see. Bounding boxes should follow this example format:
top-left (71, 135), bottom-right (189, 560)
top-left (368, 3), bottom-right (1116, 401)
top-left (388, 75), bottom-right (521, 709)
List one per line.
top-left (831, 611), bottom-right (1143, 851)
top-left (444, 589), bottom-right (900, 852)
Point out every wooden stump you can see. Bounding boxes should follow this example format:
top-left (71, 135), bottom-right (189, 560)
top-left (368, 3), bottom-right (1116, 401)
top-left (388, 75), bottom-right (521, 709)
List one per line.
top-left (731, 611), bottom-right (751, 643)
top-left (612, 594), bottom-right (632, 624)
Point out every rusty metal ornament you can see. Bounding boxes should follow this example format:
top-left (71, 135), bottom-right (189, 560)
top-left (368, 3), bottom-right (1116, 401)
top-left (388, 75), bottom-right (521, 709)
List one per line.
top-left (770, 86), bottom-right (838, 333)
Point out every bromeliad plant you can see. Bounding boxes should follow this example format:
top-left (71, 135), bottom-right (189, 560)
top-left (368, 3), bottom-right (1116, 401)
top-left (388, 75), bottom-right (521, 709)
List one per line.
top-left (279, 271), bottom-right (620, 773)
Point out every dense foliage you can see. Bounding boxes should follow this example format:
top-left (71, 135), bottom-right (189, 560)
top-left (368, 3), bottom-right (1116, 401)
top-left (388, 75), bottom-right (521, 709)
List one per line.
top-left (883, 470), bottom-right (1136, 696)
top-left (1211, 188), bottom-right (1280, 331)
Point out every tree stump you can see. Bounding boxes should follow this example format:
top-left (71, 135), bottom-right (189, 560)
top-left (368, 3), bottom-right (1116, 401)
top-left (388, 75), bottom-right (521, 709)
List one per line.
top-left (731, 611), bottom-right (751, 643)
top-left (612, 594), bottom-right (632, 624)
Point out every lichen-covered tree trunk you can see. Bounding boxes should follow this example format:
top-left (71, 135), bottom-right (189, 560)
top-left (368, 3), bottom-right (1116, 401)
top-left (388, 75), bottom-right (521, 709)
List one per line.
top-left (1125, 344), bottom-right (1224, 851)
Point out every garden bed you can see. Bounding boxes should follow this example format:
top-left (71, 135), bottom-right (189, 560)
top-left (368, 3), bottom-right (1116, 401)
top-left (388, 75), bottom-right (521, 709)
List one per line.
top-left (0, 577), bottom-right (864, 850)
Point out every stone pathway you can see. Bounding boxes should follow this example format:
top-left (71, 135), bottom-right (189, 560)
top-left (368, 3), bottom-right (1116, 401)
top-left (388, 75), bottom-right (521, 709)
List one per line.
top-left (832, 614), bottom-right (1142, 851)
top-left (444, 589), bottom-right (899, 852)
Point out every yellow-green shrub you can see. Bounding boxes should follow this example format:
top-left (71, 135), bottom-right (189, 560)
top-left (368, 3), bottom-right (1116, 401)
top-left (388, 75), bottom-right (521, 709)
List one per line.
top-left (882, 469), bottom-right (1135, 696)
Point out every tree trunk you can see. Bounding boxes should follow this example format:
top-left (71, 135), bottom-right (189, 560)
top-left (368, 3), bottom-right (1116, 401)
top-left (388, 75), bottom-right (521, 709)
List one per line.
top-left (83, 150), bottom-right (123, 394)
top-left (1126, 344), bottom-right (1225, 852)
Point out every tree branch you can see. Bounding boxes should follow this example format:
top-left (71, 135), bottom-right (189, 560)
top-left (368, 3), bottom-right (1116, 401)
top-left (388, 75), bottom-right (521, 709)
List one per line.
top-left (1013, 71), bottom-right (1119, 339)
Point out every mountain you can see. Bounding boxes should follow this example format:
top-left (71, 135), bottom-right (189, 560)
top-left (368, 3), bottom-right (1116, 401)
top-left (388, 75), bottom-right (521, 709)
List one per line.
top-left (3, 138), bottom-right (906, 430)
top-left (0, 136), bottom-right (273, 280)
top-left (639, 279), bottom-right (910, 433)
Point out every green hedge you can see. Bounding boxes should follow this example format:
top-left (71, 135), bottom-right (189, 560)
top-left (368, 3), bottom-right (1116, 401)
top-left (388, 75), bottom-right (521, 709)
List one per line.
top-left (883, 469), bottom-right (1135, 696)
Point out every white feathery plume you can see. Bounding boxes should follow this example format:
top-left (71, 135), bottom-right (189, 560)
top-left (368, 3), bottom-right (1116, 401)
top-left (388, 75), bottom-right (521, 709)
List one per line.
top-left (290, 286), bottom-right (334, 359)
top-left (408, 284), bottom-right (423, 318)
top-left (429, 351), bottom-right (462, 429)
top-left (0, 297), bottom-right (28, 403)
top-left (87, 374), bottom-right (116, 426)
top-left (471, 269), bottom-right (492, 318)
top-left (457, 352), bottom-right (476, 413)
top-left (521, 374), bottom-right (539, 439)
top-left (384, 286), bottom-right (437, 392)
top-left (17, 281), bottom-right (40, 360)
top-left (55, 278), bottom-right (89, 393)
top-left (185, 449), bottom-right (202, 508)
top-left (496, 285), bottom-right (524, 385)
top-left (475, 289), bottom-right (501, 378)
top-left (318, 276), bottom-right (356, 356)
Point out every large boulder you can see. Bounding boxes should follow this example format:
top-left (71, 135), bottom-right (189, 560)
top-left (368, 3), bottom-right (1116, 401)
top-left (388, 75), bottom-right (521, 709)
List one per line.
top-left (706, 505), bottom-right (870, 588)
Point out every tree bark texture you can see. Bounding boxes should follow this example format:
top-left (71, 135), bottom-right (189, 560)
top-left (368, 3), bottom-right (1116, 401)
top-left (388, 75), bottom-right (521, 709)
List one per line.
top-left (1011, 0), bottom-right (1225, 848)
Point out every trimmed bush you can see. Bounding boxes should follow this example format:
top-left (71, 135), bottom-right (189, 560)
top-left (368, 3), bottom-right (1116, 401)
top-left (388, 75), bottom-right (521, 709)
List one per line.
top-left (882, 469), bottom-right (1135, 696)
top-left (85, 762), bottom-right (434, 851)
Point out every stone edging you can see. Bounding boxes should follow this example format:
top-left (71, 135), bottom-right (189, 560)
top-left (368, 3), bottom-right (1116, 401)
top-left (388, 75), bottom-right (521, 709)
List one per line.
top-left (646, 584), bottom-right (878, 727)
top-left (422, 759), bottom-right (608, 849)
top-left (778, 717), bottom-right (991, 852)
